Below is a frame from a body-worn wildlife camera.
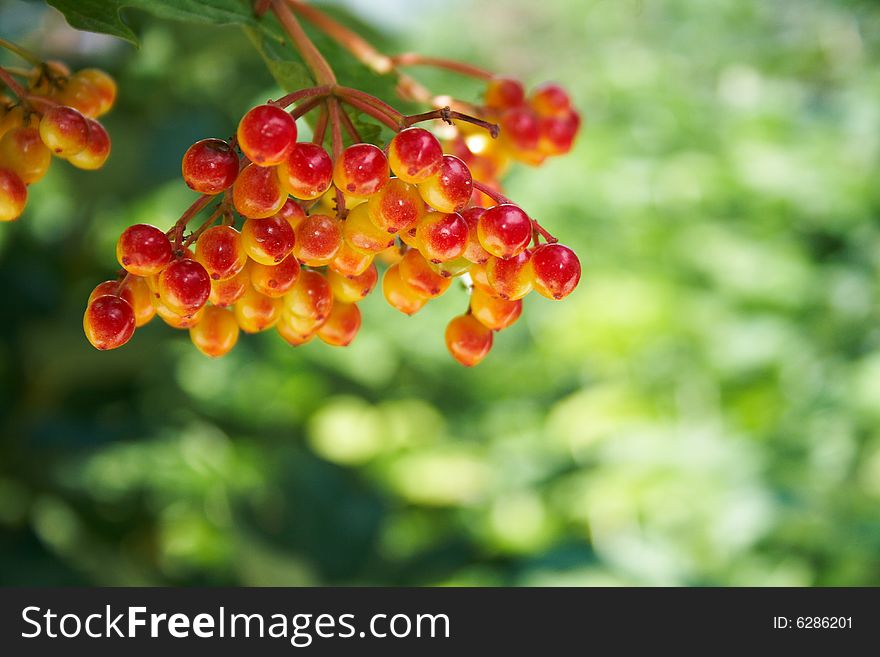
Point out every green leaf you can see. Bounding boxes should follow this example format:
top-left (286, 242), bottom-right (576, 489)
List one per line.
top-left (47, 0), bottom-right (279, 46)
top-left (244, 26), bottom-right (312, 92)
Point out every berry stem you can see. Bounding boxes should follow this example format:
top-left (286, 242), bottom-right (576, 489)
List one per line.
top-left (390, 53), bottom-right (494, 81)
top-left (471, 180), bottom-right (559, 243)
top-left (0, 38), bottom-right (42, 66)
top-left (336, 94), bottom-right (400, 132)
top-left (0, 65), bottom-right (29, 100)
top-left (285, 0), bottom-right (393, 74)
top-left (338, 105), bottom-right (362, 142)
top-left (329, 97), bottom-right (347, 217)
top-left (270, 0), bottom-right (336, 86)
top-left (404, 106), bottom-right (499, 138)
top-left (183, 203), bottom-right (227, 248)
top-left (272, 84), bottom-right (332, 109)
top-left (312, 104), bottom-right (329, 145)
top-left (290, 95), bottom-right (325, 120)
top-left (168, 194), bottom-right (214, 252)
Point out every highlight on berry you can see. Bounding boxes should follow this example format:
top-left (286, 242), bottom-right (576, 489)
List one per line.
top-left (81, 0), bottom-right (582, 366)
top-left (0, 44), bottom-right (115, 223)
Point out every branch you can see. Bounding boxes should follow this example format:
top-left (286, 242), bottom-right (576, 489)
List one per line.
top-left (270, 0), bottom-right (336, 86)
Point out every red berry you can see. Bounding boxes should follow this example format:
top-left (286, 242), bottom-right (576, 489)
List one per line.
top-left (0, 126), bottom-right (51, 183)
top-left (530, 82), bottom-right (571, 117)
top-left (190, 305), bottom-right (239, 357)
top-left (445, 314), bottom-right (493, 366)
top-left (67, 118), bottom-right (111, 170)
top-left (317, 301), bottom-right (362, 347)
top-left (232, 163), bottom-right (287, 219)
top-left (328, 263), bottom-right (378, 303)
top-left (382, 263), bottom-right (427, 316)
top-left (285, 269), bottom-right (333, 323)
top-left (343, 203), bottom-right (396, 255)
top-left (486, 250), bottom-right (533, 300)
top-left (388, 127), bottom-right (443, 183)
top-left (39, 105), bottom-right (90, 157)
top-left (477, 204), bottom-right (532, 259)
top-left (330, 240), bottom-right (374, 277)
top-left (241, 215), bottom-right (296, 265)
top-left (209, 266), bottom-right (249, 306)
top-left (530, 243), bottom-right (581, 299)
top-left (485, 77), bottom-right (525, 109)
top-left (234, 286), bottom-right (283, 333)
top-left (293, 213), bottom-right (342, 266)
top-left (182, 139), bottom-right (239, 194)
top-left (460, 207), bottom-right (491, 264)
top-left (417, 155), bottom-right (472, 213)
top-left (195, 225), bottom-right (247, 280)
top-left (470, 286), bottom-right (522, 331)
top-left (367, 178), bottom-right (425, 233)
top-left (276, 310), bottom-right (318, 346)
top-left (415, 211), bottom-right (468, 263)
top-left (83, 295), bottom-right (136, 350)
top-left (0, 167), bottom-right (27, 222)
top-left (116, 224), bottom-right (172, 277)
top-left (499, 107), bottom-right (540, 152)
top-left (538, 110), bottom-right (580, 155)
top-left (398, 248), bottom-right (451, 298)
top-left (76, 69), bottom-right (116, 117)
top-left (332, 143), bottom-right (389, 198)
top-left (276, 197), bottom-right (307, 230)
top-left (278, 142), bottom-right (333, 200)
top-left (250, 255), bottom-right (301, 298)
top-left (236, 104), bottom-right (296, 166)
top-left (157, 257), bottom-right (211, 315)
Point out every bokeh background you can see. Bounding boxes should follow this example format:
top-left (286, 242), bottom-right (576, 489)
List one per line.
top-left (1, 0), bottom-right (879, 586)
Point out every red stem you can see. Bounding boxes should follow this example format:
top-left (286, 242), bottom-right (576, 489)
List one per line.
top-left (390, 53), bottom-right (494, 81)
top-left (0, 66), bottom-right (28, 99)
top-left (312, 105), bottom-right (328, 145)
top-left (329, 97), bottom-right (347, 217)
top-left (272, 85), bottom-right (332, 109)
top-left (290, 95), bottom-right (325, 120)
top-left (337, 94), bottom-right (400, 132)
top-left (168, 194), bottom-right (214, 252)
top-left (338, 106), bottom-right (362, 142)
top-left (472, 181), bottom-right (558, 243)
top-left (270, 0), bottom-right (336, 86)
top-left (404, 106), bottom-right (499, 138)
top-left (183, 203), bottom-right (226, 248)
top-left (335, 86), bottom-right (403, 123)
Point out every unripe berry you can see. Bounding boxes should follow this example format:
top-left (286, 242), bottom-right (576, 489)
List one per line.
top-left (382, 263), bottom-right (427, 316)
top-left (285, 269), bottom-right (333, 323)
top-left (477, 204), bottom-right (532, 259)
top-left (328, 263), bottom-right (378, 303)
top-left (530, 243), bottom-right (581, 299)
top-left (278, 142), bottom-right (333, 200)
top-left (367, 178), bottom-right (424, 233)
top-left (398, 248), bottom-right (451, 298)
top-left (317, 302), bottom-right (361, 347)
top-left (250, 255), bottom-right (301, 298)
top-left (157, 257), bottom-right (211, 316)
top-left (234, 285), bottom-right (283, 333)
top-left (195, 225), bottom-right (247, 280)
top-left (485, 77), bottom-right (526, 109)
top-left (333, 143), bottom-right (389, 198)
top-left (0, 127), bottom-right (51, 183)
top-left (470, 286), bottom-right (522, 331)
top-left (486, 250), bottom-right (533, 300)
top-left (232, 163), bottom-right (287, 219)
top-left (343, 203), bottom-right (395, 255)
top-left (388, 127), bottom-right (443, 183)
top-left (417, 155), bottom-right (472, 213)
top-left (430, 256), bottom-right (471, 278)
top-left (241, 215), bottom-right (296, 265)
top-left (123, 276), bottom-right (157, 327)
top-left (293, 213), bottom-right (342, 266)
top-left (190, 305), bottom-right (239, 357)
top-left (57, 74), bottom-right (103, 117)
top-left (415, 211), bottom-right (468, 263)
top-left (154, 298), bottom-right (206, 329)
top-left (0, 106), bottom-right (39, 140)
top-left (182, 139), bottom-right (239, 194)
top-left (39, 105), bottom-right (90, 157)
top-left (76, 69), bottom-right (117, 117)
top-left (330, 240), bottom-right (374, 277)
top-left (237, 104), bottom-right (297, 166)
top-left (83, 295), bottom-right (136, 350)
top-left (66, 118), bottom-right (111, 170)
top-left (209, 266), bottom-right (249, 306)
top-left (276, 310), bottom-right (318, 346)
top-left (445, 314), bottom-right (493, 367)
top-left (116, 224), bottom-right (172, 277)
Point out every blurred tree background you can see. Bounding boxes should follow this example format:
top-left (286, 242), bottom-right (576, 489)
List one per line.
top-left (1, 0), bottom-right (879, 586)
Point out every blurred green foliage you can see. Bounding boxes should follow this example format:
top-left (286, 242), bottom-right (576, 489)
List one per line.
top-left (1, 0), bottom-right (879, 586)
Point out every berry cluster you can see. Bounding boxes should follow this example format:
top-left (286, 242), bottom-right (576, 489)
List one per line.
top-left (84, 94), bottom-right (580, 366)
top-left (0, 58), bottom-right (115, 222)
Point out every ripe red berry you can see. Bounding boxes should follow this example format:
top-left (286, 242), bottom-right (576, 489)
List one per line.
top-left (182, 139), bottom-right (239, 194)
top-left (367, 178), bottom-right (425, 233)
top-left (445, 314), bottom-right (493, 366)
top-left (276, 197), bottom-right (307, 230)
top-left (116, 224), bottom-right (173, 277)
top-left (250, 255), bottom-right (301, 297)
top-left (0, 167), bottom-right (26, 222)
top-left (209, 266), bottom-right (250, 306)
top-left (486, 250), bottom-right (533, 300)
top-left (190, 305), bottom-right (239, 357)
top-left (388, 127), bottom-right (443, 183)
top-left (235, 285), bottom-right (283, 333)
top-left (154, 299), bottom-right (205, 329)
top-left (123, 276), bottom-right (156, 327)
top-left (538, 110), bottom-right (580, 155)
top-left (470, 286), bottom-right (522, 331)
top-left (499, 107), bottom-right (540, 153)
top-left (398, 248), bottom-right (451, 298)
top-left (195, 225), bottom-right (247, 280)
top-left (66, 118), bottom-right (111, 170)
top-left (157, 257), bottom-right (211, 316)
top-left (415, 211), bottom-right (468, 263)
top-left (241, 215), bottom-right (296, 265)
top-left (417, 155), bottom-right (472, 213)
top-left (332, 143), bottom-right (389, 198)
top-left (83, 295), bottom-right (136, 350)
top-left (382, 263), bottom-right (427, 316)
top-left (232, 163), bottom-right (287, 219)
top-left (330, 240), bottom-right (374, 278)
top-left (293, 213), bottom-right (342, 265)
top-left (317, 301), bottom-right (361, 347)
top-left (278, 142), bottom-right (333, 200)
top-left (0, 127), bottom-right (50, 184)
top-left (237, 104), bottom-right (297, 166)
top-left (460, 207), bottom-right (491, 264)
top-left (285, 269), bottom-right (333, 323)
top-left (530, 243), bottom-right (581, 299)
top-left (76, 69), bottom-right (117, 117)
top-left (39, 105), bottom-right (90, 157)
top-left (485, 77), bottom-right (525, 109)
top-left (529, 82), bottom-right (572, 117)
top-left (477, 204), bottom-right (532, 259)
